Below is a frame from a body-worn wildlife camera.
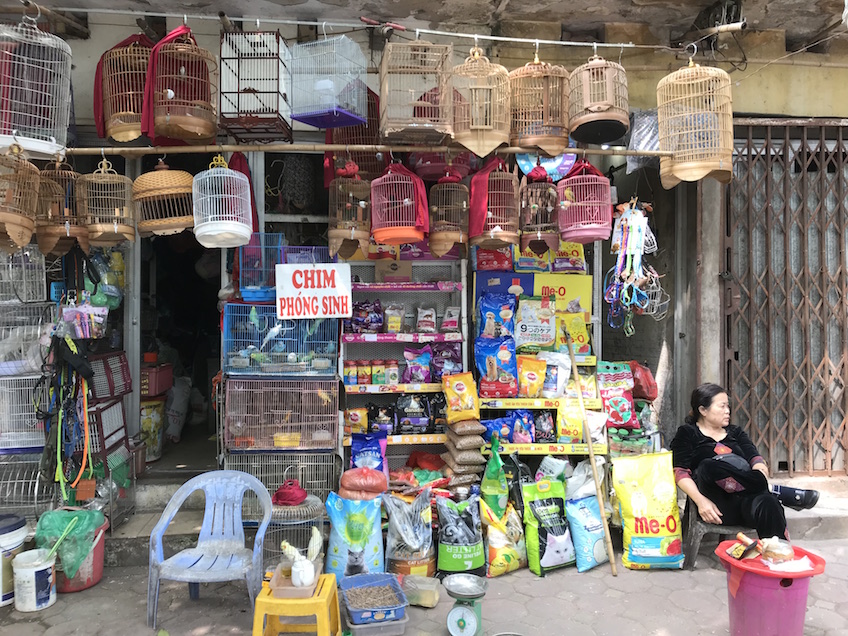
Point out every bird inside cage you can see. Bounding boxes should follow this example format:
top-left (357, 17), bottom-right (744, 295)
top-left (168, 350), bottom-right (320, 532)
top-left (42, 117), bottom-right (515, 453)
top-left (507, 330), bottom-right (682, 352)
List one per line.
top-left (519, 164), bottom-right (559, 256)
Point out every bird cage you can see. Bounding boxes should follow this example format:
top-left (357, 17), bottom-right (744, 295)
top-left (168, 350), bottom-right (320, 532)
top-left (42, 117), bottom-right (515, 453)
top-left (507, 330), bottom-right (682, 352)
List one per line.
top-left (76, 158), bottom-right (135, 247)
top-left (0, 453), bottom-right (56, 524)
top-left (409, 151), bottom-right (476, 182)
top-left (428, 179), bottom-right (469, 258)
top-left (519, 168), bottom-right (560, 255)
top-left (330, 87), bottom-right (386, 182)
top-left (0, 246), bottom-right (46, 304)
top-left (452, 47), bottom-right (510, 157)
top-left (239, 232), bottom-right (286, 301)
top-left (193, 154), bottom-right (252, 249)
top-left (557, 160), bottom-right (613, 244)
top-left (328, 177), bottom-right (370, 259)
top-left (219, 31), bottom-right (292, 143)
top-left (0, 13), bottom-right (72, 159)
top-left (0, 147), bottom-right (39, 251)
top-left (99, 36), bottom-right (153, 142)
top-left (290, 35), bottom-right (367, 128)
top-left (568, 55), bottom-right (629, 145)
top-left (151, 34), bottom-right (218, 142)
top-left (37, 161), bottom-right (87, 256)
top-left (656, 60), bottom-right (733, 189)
top-left (469, 158), bottom-right (519, 249)
top-left (0, 302), bottom-right (54, 375)
top-left (263, 494), bottom-right (324, 570)
top-left (133, 160), bottom-right (193, 237)
top-left (509, 54), bottom-right (570, 156)
top-left (370, 164), bottom-right (428, 245)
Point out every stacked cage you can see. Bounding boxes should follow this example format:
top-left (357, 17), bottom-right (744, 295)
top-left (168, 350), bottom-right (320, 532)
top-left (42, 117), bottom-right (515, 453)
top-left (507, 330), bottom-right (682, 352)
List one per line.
top-left (221, 245), bottom-right (341, 569)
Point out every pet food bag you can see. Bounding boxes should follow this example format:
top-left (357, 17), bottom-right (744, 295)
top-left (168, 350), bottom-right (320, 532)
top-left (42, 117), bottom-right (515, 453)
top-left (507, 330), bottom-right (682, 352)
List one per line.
top-left (612, 452), bottom-right (684, 570)
top-left (384, 488), bottom-right (435, 576)
top-left (566, 495), bottom-right (609, 573)
top-left (480, 443), bottom-right (509, 518)
top-left (325, 492), bottom-right (384, 582)
top-left (517, 355), bottom-right (546, 398)
top-left (395, 394), bottom-right (430, 434)
top-left (480, 499), bottom-right (527, 577)
top-left (596, 361), bottom-right (638, 429)
top-left (537, 351), bottom-right (572, 398)
top-left (522, 479), bottom-right (575, 576)
top-left (478, 293), bottom-right (516, 339)
top-left (437, 495), bottom-right (485, 576)
top-left (442, 372), bottom-right (480, 423)
top-left (514, 295), bottom-right (557, 353)
top-left (475, 337), bottom-right (518, 398)
top-left (508, 410), bottom-right (535, 444)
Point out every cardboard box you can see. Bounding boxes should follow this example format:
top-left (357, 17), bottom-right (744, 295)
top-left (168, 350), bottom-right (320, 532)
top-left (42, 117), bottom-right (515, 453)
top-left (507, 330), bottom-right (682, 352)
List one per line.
top-left (375, 260), bottom-right (412, 282)
top-left (533, 273), bottom-right (593, 321)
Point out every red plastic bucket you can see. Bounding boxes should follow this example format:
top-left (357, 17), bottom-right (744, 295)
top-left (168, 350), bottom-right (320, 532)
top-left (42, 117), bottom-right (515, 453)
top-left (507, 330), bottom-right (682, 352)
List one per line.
top-left (56, 518), bottom-right (109, 593)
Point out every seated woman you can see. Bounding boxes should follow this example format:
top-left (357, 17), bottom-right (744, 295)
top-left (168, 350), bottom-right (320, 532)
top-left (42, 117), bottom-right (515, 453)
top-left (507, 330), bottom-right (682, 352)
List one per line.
top-left (670, 383), bottom-right (818, 539)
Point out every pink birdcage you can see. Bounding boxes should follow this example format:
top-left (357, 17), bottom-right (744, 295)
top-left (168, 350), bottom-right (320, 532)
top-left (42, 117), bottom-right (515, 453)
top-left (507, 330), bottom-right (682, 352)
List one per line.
top-left (469, 157), bottom-right (519, 249)
top-left (519, 166), bottom-right (559, 255)
top-left (370, 164), bottom-right (428, 245)
top-left (557, 159), bottom-right (613, 244)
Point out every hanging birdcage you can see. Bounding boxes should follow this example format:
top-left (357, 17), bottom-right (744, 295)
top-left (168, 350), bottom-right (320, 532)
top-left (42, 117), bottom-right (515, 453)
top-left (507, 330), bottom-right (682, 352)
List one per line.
top-left (77, 158), bottom-right (136, 247)
top-left (657, 60), bottom-right (733, 189)
top-left (370, 165), bottom-right (427, 245)
top-left (193, 154), bottom-right (252, 249)
top-left (328, 177), bottom-right (370, 259)
top-left (100, 37), bottom-right (153, 142)
top-left (290, 35), bottom-right (366, 129)
top-left (0, 147), bottom-right (39, 251)
top-left (509, 54), bottom-right (570, 156)
top-left (469, 159), bottom-right (519, 249)
top-left (568, 55), bottom-right (629, 145)
top-left (452, 47), bottom-right (510, 157)
top-left (219, 31), bottom-right (292, 143)
top-left (330, 88), bottom-right (386, 182)
top-left (380, 40), bottom-right (453, 142)
top-left (557, 160), bottom-right (613, 244)
top-left (428, 179), bottom-right (469, 258)
top-left (409, 151), bottom-right (476, 182)
top-left (0, 13), bottom-right (72, 159)
top-left (519, 169), bottom-right (560, 255)
top-left (133, 160), bottom-right (194, 237)
top-left (152, 35), bottom-right (218, 142)
top-left (36, 162), bottom-right (88, 256)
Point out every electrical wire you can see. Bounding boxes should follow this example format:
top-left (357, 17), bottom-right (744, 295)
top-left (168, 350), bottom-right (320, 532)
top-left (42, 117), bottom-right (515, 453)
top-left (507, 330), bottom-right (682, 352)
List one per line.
top-left (734, 30), bottom-right (846, 83)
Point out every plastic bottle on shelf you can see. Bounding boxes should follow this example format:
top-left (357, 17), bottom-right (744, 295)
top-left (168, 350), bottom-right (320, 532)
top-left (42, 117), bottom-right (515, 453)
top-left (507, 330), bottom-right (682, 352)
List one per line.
top-left (343, 361), bottom-right (358, 386)
top-left (372, 360), bottom-right (386, 385)
top-left (357, 360), bottom-right (372, 385)
top-left (385, 360), bottom-right (400, 385)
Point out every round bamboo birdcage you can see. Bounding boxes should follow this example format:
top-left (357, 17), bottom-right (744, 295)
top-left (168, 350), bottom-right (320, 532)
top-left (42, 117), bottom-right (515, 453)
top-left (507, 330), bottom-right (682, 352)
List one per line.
top-left (330, 88), bottom-right (386, 182)
top-left (37, 162), bottom-right (88, 255)
top-left (470, 169), bottom-right (519, 249)
top-left (557, 160), bottom-right (612, 244)
top-left (452, 47), bottom-right (510, 157)
top-left (102, 40), bottom-right (153, 142)
top-left (568, 55), bottom-right (629, 145)
top-left (0, 147), bottom-right (38, 251)
top-left (371, 167), bottom-right (426, 245)
top-left (519, 173), bottom-right (560, 255)
top-left (153, 37), bottom-right (218, 143)
top-left (77, 158), bottom-right (136, 246)
top-left (328, 177), bottom-right (370, 259)
top-left (193, 155), bottom-right (252, 249)
top-left (429, 180), bottom-right (469, 258)
top-left (133, 160), bottom-right (194, 237)
top-left (509, 54), bottom-right (570, 156)
top-left (656, 60), bottom-right (733, 189)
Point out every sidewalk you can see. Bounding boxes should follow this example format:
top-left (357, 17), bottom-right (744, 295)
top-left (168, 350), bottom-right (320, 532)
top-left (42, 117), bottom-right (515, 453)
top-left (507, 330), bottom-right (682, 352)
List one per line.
top-left (2, 538), bottom-right (846, 636)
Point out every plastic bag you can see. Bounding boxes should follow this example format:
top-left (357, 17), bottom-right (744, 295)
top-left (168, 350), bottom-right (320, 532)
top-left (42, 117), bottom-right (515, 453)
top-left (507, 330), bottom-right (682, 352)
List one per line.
top-left (566, 496), bottom-right (608, 573)
top-left (325, 492), bottom-right (384, 582)
top-left (395, 394), bottom-right (430, 434)
top-left (566, 457), bottom-right (605, 501)
top-left (436, 495), bottom-right (485, 576)
top-left (401, 574), bottom-right (440, 608)
top-left (597, 361), bottom-right (637, 429)
top-left (626, 109), bottom-right (660, 174)
top-left (629, 360), bottom-right (658, 401)
top-left (385, 488), bottom-right (435, 576)
top-left (537, 351), bottom-right (571, 398)
top-left (164, 376), bottom-right (192, 441)
top-left (517, 356), bottom-right (546, 398)
top-left (350, 432), bottom-right (389, 482)
top-left (340, 467), bottom-right (388, 494)
top-left (522, 479), bottom-right (575, 576)
top-left (442, 373), bottom-right (480, 423)
top-left (480, 500), bottom-right (527, 577)
top-left (432, 342), bottom-right (462, 381)
top-left (480, 442), bottom-right (509, 518)
top-left (35, 509), bottom-right (105, 579)
top-left (402, 345), bottom-right (432, 383)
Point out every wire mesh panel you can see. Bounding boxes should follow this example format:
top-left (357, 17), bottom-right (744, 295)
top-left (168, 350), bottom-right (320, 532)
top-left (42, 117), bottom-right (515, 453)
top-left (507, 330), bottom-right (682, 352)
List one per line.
top-left (380, 41), bottom-right (453, 142)
top-left (78, 398), bottom-right (130, 477)
top-left (133, 160), bottom-right (194, 237)
top-left (0, 245), bottom-right (46, 303)
top-left (77, 158), bottom-right (136, 246)
top-left (222, 302), bottom-right (338, 376)
top-left (0, 302), bottom-right (53, 376)
top-left (0, 453), bottom-right (55, 523)
top-left (240, 232), bottom-right (285, 301)
top-left (0, 374), bottom-right (44, 451)
top-left (282, 245), bottom-right (335, 264)
top-left (101, 39), bottom-right (152, 142)
top-left (328, 178), bottom-right (370, 259)
top-left (290, 35), bottom-right (366, 128)
top-left (37, 162), bottom-right (87, 256)
top-left (557, 160), bottom-right (613, 244)
top-left (88, 351), bottom-right (132, 400)
top-left (371, 169), bottom-right (426, 245)
top-left (0, 151), bottom-right (39, 250)
top-left (657, 61), bottom-right (733, 189)
top-left (331, 88), bottom-right (387, 182)
top-left (470, 170), bottom-right (519, 248)
top-left (220, 31), bottom-right (292, 143)
top-left (452, 47), bottom-right (511, 157)
top-left (568, 55), bottom-right (629, 145)
top-left (509, 55), bottom-right (570, 156)
top-left (428, 182), bottom-right (469, 258)
top-left (519, 176), bottom-right (560, 254)
top-left (193, 155), bottom-right (252, 249)
top-left (0, 15), bottom-right (72, 159)
top-left (224, 378), bottom-right (338, 450)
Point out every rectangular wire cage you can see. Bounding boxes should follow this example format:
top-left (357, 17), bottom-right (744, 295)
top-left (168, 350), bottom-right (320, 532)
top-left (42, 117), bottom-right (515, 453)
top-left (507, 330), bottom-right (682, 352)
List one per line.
top-left (224, 378), bottom-right (338, 451)
top-left (222, 303), bottom-right (338, 376)
top-left (0, 302), bottom-right (54, 376)
top-left (281, 245), bottom-right (335, 264)
top-left (290, 35), bottom-right (367, 129)
top-left (75, 398), bottom-right (130, 477)
top-left (0, 246), bottom-right (47, 303)
top-left (0, 374), bottom-right (44, 451)
top-left (88, 351), bottom-right (133, 401)
top-left (0, 453), bottom-right (56, 524)
top-left (220, 31), bottom-right (293, 143)
top-left (239, 233), bottom-right (286, 302)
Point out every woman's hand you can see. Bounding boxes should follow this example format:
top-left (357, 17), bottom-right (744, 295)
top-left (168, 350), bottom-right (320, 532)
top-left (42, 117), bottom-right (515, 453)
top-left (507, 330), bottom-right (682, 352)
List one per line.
top-left (697, 498), bottom-right (723, 525)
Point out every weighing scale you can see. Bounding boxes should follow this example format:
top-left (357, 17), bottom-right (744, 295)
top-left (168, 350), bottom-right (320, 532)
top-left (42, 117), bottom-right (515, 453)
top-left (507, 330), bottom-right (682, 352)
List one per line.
top-left (443, 573), bottom-right (488, 636)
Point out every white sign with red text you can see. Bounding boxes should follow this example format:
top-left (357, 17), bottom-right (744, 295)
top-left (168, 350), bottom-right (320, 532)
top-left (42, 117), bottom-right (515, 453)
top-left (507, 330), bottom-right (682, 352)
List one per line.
top-left (275, 263), bottom-right (352, 319)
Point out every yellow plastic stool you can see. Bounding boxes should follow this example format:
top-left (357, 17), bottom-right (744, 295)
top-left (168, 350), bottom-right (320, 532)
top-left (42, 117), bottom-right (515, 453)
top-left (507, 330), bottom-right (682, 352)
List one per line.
top-left (252, 573), bottom-right (342, 636)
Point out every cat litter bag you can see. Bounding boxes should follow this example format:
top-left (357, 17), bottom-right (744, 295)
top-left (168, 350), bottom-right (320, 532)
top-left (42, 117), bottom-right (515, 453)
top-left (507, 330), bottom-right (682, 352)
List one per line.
top-left (478, 293), bottom-right (516, 339)
top-left (480, 499), bottom-right (527, 578)
top-left (566, 495), bottom-right (608, 573)
top-left (522, 479), bottom-right (575, 576)
top-left (325, 492), bottom-right (384, 583)
top-left (350, 432), bottom-right (389, 483)
top-left (612, 451), bottom-right (683, 570)
top-left (436, 495), bottom-right (485, 577)
top-left (384, 488), bottom-right (435, 576)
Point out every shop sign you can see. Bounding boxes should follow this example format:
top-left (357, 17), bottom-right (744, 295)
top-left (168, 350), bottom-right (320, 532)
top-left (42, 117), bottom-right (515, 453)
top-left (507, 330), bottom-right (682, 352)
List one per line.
top-left (275, 263), bottom-right (352, 319)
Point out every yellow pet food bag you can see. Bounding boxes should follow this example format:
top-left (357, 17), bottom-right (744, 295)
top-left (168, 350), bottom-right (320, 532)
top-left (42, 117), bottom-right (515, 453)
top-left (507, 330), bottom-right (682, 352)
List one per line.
top-left (442, 372), bottom-right (480, 424)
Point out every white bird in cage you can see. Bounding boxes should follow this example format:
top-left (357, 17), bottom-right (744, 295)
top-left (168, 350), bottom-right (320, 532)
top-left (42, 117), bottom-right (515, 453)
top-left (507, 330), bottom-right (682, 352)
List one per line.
top-left (165, 89), bottom-right (175, 100)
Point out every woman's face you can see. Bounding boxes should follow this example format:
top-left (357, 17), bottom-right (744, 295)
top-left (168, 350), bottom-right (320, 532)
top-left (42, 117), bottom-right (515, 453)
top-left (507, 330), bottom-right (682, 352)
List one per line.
top-left (700, 392), bottom-right (731, 428)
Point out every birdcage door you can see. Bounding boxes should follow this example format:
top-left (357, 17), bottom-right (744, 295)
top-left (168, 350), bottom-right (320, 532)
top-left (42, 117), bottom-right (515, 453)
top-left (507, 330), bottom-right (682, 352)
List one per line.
top-left (470, 85), bottom-right (494, 130)
top-left (726, 120), bottom-right (848, 476)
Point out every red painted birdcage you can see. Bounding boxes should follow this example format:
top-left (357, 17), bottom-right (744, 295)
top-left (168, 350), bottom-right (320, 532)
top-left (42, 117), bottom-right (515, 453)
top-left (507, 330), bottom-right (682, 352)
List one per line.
top-left (370, 164), bottom-right (428, 245)
top-left (409, 151), bottom-right (476, 182)
top-left (519, 166), bottom-right (559, 255)
top-left (509, 53), bottom-right (570, 156)
top-left (557, 160), bottom-right (612, 244)
top-left (469, 157), bottom-right (519, 249)
top-left (428, 177), bottom-right (469, 258)
top-left (99, 36), bottom-right (154, 142)
top-left (568, 55), bottom-right (629, 145)
top-left (328, 176), bottom-right (370, 259)
top-left (0, 146), bottom-right (39, 251)
top-left (452, 47), bottom-right (510, 157)
top-left (328, 87), bottom-right (386, 184)
top-left (37, 161), bottom-right (88, 255)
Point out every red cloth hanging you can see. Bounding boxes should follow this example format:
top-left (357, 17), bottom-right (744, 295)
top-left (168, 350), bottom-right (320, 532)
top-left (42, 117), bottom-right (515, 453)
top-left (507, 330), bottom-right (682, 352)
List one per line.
top-left (469, 156), bottom-right (507, 238)
top-left (323, 90), bottom-right (382, 188)
top-left (527, 165), bottom-right (552, 183)
top-left (93, 34), bottom-right (155, 139)
top-left (140, 24), bottom-right (193, 143)
top-left (437, 168), bottom-right (463, 184)
top-left (228, 152), bottom-right (259, 232)
top-left (382, 163), bottom-right (429, 233)
top-left (564, 158), bottom-right (604, 179)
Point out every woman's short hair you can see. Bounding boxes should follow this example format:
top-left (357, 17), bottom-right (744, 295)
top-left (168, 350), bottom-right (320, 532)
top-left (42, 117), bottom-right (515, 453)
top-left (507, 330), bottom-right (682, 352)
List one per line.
top-left (685, 383), bottom-right (727, 425)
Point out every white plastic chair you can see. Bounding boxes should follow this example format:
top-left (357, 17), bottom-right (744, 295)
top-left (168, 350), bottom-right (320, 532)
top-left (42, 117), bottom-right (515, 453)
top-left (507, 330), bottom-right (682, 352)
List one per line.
top-left (147, 470), bottom-right (272, 629)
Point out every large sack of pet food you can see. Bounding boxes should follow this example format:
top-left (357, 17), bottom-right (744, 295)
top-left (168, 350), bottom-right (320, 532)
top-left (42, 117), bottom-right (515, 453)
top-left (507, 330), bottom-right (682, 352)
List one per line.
top-left (385, 488), bottom-right (435, 576)
top-left (436, 495), bottom-right (485, 577)
top-left (522, 479), bottom-right (575, 576)
top-left (566, 495), bottom-right (608, 572)
top-left (325, 492), bottom-right (384, 583)
top-left (612, 451), bottom-right (683, 570)
top-left (480, 499), bottom-right (527, 577)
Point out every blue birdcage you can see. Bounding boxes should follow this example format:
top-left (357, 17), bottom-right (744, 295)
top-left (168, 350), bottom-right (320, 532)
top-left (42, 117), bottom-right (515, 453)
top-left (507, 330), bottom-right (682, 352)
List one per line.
top-left (239, 233), bottom-right (286, 302)
top-left (281, 245), bottom-right (335, 265)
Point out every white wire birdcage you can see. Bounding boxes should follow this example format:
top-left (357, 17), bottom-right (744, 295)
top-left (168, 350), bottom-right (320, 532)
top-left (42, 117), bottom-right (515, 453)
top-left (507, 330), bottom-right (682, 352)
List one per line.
top-left (290, 35), bottom-right (366, 129)
top-left (557, 160), bottom-right (613, 244)
top-left (263, 494), bottom-right (325, 570)
top-left (0, 13), bottom-right (72, 159)
top-left (0, 374), bottom-right (44, 451)
top-left (328, 177), bottom-right (370, 258)
top-left (429, 181), bottom-right (469, 258)
top-left (0, 302), bottom-right (53, 376)
top-left (220, 30), bottom-right (292, 143)
top-left (568, 55), bottom-right (629, 145)
top-left (470, 168), bottom-right (519, 248)
top-left (101, 38), bottom-right (152, 143)
top-left (0, 453), bottom-right (56, 524)
top-left (193, 154), bottom-right (252, 249)
top-left (452, 46), bottom-right (510, 157)
top-left (380, 41), bottom-right (453, 142)
top-left (77, 158), bottom-right (136, 246)
top-left (509, 54), bottom-right (570, 156)
top-left (657, 61), bottom-right (733, 189)
top-left (239, 232), bottom-right (286, 302)
top-left (371, 167), bottom-right (426, 245)
top-left (0, 148), bottom-right (39, 251)
top-left (37, 162), bottom-right (87, 256)
top-left (519, 174), bottom-right (560, 255)
top-left (0, 245), bottom-right (46, 304)
top-left (133, 160), bottom-right (193, 237)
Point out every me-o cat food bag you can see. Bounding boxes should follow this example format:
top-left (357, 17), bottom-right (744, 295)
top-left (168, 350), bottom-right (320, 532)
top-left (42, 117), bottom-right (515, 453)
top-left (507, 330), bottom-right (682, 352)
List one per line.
top-left (522, 479), bottom-right (575, 576)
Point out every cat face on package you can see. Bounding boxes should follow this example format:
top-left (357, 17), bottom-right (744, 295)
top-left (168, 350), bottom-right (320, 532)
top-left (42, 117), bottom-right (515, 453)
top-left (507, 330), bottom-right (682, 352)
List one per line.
top-left (530, 498), bottom-right (575, 569)
top-left (344, 548), bottom-right (368, 576)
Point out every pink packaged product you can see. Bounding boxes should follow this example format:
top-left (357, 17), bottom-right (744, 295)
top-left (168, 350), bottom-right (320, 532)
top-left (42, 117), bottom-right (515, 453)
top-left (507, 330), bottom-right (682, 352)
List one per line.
top-left (474, 246), bottom-right (513, 271)
top-left (403, 345), bottom-right (432, 383)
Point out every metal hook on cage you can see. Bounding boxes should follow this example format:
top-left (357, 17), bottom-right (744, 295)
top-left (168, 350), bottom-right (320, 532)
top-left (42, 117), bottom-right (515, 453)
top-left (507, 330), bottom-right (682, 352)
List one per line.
top-left (415, 29), bottom-right (420, 40)
top-left (534, 40), bottom-right (540, 64)
top-left (322, 21), bottom-right (327, 38)
top-left (183, 14), bottom-right (188, 27)
top-left (686, 42), bottom-right (697, 64)
top-left (619, 45), bottom-right (624, 66)
top-left (20, 0), bottom-right (41, 23)
top-left (593, 42), bottom-right (598, 57)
